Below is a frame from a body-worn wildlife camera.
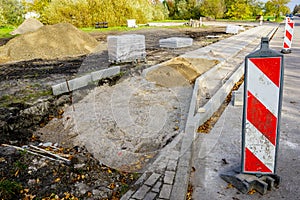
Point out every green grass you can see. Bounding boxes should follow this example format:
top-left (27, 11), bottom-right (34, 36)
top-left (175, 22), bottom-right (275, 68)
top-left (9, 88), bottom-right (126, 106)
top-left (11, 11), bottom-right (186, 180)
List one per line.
top-left (0, 88), bottom-right (52, 107)
top-left (0, 26), bottom-right (14, 38)
top-left (0, 179), bottom-right (22, 199)
top-left (80, 20), bottom-right (190, 33)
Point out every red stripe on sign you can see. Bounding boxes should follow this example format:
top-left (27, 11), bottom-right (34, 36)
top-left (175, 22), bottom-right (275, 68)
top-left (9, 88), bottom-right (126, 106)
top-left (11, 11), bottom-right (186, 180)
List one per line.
top-left (288, 22), bottom-right (294, 29)
top-left (244, 148), bottom-right (272, 173)
top-left (284, 42), bottom-right (289, 48)
top-left (249, 57), bottom-right (281, 87)
top-left (247, 91), bottom-right (277, 145)
top-left (286, 30), bottom-right (292, 41)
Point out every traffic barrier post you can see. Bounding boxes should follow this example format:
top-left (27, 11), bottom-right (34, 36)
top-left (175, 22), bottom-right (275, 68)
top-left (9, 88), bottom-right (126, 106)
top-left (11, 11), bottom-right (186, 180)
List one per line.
top-left (221, 37), bottom-right (283, 195)
top-left (281, 17), bottom-right (294, 54)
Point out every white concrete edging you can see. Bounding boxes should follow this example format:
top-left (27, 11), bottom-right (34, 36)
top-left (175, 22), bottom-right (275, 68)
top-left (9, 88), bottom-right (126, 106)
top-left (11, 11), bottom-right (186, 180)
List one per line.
top-left (52, 66), bottom-right (120, 96)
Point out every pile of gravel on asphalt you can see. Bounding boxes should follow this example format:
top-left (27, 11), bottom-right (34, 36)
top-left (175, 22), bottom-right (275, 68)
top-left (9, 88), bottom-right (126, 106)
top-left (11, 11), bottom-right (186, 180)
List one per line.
top-left (10, 18), bottom-right (44, 35)
top-left (0, 23), bottom-right (98, 63)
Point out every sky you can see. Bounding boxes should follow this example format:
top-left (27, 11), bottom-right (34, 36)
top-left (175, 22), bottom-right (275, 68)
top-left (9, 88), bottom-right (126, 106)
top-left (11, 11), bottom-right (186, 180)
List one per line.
top-left (287, 0), bottom-right (298, 11)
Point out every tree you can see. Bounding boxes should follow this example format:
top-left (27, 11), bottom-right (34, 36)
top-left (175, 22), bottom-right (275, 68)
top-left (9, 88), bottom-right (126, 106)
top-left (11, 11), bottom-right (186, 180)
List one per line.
top-left (265, 0), bottom-right (290, 19)
top-left (225, 0), bottom-right (252, 19)
top-left (22, 0), bottom-right (51, 22)
top-left (41, 0), bottom-right (167, 27)
top-left (164, 0), bottom-right (197, 19)
top-left (0, 6), bottom-right (6, 26)
top-left (0, 0), bottom-right (25, 25)
top-left (200, 0), bottom-right (226, 19)
top-left (248, 0), bottom-right (265, 17)
top-left (292, 4), bottom-right (300, 15)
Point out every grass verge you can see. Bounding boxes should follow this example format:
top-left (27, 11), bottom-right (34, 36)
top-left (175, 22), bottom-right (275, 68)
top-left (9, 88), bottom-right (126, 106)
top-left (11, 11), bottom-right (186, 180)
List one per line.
top-left (0, 26), bottom-right (14, 38)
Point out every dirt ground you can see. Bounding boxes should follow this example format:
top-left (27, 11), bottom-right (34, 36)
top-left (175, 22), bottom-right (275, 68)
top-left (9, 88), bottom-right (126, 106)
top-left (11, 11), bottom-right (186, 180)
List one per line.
top-left (0, 25), bottom-right (230, 199)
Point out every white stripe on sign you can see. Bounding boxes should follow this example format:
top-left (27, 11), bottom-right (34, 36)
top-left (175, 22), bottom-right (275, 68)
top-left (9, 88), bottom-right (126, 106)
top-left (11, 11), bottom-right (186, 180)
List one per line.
top-left (248, 60), bottom-right (280, 117)
top-left (284, 37), bottom-right (292, 47)
top-left (245, 121), bottom-right (276, 172)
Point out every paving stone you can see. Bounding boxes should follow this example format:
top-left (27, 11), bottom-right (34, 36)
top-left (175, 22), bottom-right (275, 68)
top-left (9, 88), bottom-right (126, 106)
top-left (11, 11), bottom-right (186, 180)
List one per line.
top-left (152, 180), bottom-right (162, 193)
top-left (144, 173), bottom-right (161, 186)
top-left (144, 192), bottom-right (158, 200)
top-left (132, 185), bottom-right (151, 199)
top-left (134, 172), bottom-right (151, 185)
top-left (167, 150), bottom-right (180, 160)
top-left (170, 165), bottom-right (190, 200)
top-left (167, 159), bottom-right (177, 171)
top-left (159, 184), bottom-right (172, 199)
top-left (164, 171), bottom-right (175, 185)
top-left (154, 160), bottom-right (167, 174)
top-left (120, 190), bottom-right (135, 200)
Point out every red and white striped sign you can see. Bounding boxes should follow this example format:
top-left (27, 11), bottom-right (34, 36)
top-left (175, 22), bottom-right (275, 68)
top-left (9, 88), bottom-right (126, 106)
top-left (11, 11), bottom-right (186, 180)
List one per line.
top-left (283, 17), bottom-right (294, 50)
top-left (243, 57), bottom-right (282, 174)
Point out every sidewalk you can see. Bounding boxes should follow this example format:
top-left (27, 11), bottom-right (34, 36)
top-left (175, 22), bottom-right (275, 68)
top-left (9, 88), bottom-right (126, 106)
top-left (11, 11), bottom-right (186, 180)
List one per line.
top-left (121, 23), bottom-right (280, 200)
top-left (191, 18), bottom-right (300, 199)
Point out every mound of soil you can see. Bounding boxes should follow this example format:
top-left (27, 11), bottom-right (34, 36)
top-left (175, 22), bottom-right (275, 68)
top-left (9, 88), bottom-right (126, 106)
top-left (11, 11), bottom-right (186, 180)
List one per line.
top-left (146, 57), bottom-right (219, 87)
top-left (10, 18), bottom-right (44, 35)
top-left (0, 23), bottom-right (99, 63)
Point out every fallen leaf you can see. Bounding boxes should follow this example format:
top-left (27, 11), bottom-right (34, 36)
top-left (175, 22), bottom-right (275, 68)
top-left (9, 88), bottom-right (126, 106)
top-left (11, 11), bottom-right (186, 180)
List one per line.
top-left (64, 192), bottom-right (71, 198)
top-left (226, 183), bottom-right (234, 189)
top-left (15, 169), bottom-right (19, 177)
top-left (248, 189), bottom-right (256, 195)
top-left (87, 191), bottom-right (92, 197)
top-left (108, 183), bottom-right (116, 189)
top-left (54, 177), bottom-right (61, 183)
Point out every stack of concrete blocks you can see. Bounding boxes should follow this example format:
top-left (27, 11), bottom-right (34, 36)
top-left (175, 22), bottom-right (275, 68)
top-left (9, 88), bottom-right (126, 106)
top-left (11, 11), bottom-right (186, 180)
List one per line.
top-left (159, 37), bottom-right (193, 48)
top-left (127, 19), bottom-right (137, 28)
top-left (107, 34), bottom-right (146, 63)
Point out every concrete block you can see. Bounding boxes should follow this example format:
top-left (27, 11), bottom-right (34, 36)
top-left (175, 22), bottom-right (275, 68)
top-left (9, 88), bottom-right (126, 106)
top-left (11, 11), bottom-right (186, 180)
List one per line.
top-left (52, 74), bottom-right (92, 95)
top-left (159, 37), bottom-right (193, 48)
top-left (52, 67), bottom-right (121, 96)
top-left (226, 25), bottom-right (243, 34)
top-left (232, 90), bottom-right (244, 106)
top-left (120, 190), bottom-right (135, 200)
top-left (144, 192), bottom-right (158, 200)
top-left (167, 159), bottom-right (178, 171)
top-left (159, 184), bottom-right (172, 199)
top-left (152, 180), bottom-right (162, 193)
top-left (144, 173), bottom-right (161, 186)
top-left (91, 66), bottom-right (120, 81)
top-left (132, 185), bottom-right (151, 199)
top-left (164, 171), bottom-right (175, 185)
top-left (127, 19), bottom-right (137, 28)
top-left (67, 74), bottom-right (92, 91)
top-left (170, 165), bottom-right (190, 200)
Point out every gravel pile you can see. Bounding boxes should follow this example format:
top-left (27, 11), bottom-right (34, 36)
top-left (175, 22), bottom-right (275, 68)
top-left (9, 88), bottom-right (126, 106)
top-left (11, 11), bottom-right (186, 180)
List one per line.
top-left (10, 18), bottom-right (44, 35)
top-left (0, 23), bottom-right (99, 63)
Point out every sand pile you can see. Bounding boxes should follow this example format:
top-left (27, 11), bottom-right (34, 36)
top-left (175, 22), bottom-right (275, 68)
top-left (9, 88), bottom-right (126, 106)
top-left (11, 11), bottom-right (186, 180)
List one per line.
top-left (0, 23), bottom-right (98, 62)
top-left (146, 57), bottom-right (219, 87)
top-left (10, 18), bottom-right (44, 35)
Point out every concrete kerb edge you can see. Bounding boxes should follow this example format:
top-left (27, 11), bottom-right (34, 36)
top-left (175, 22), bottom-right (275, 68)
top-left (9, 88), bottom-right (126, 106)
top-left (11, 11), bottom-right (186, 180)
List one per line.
top-left (51, 66), bottom-right (120, 96)
top-left (195, 65), bottom-right (244, 127)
